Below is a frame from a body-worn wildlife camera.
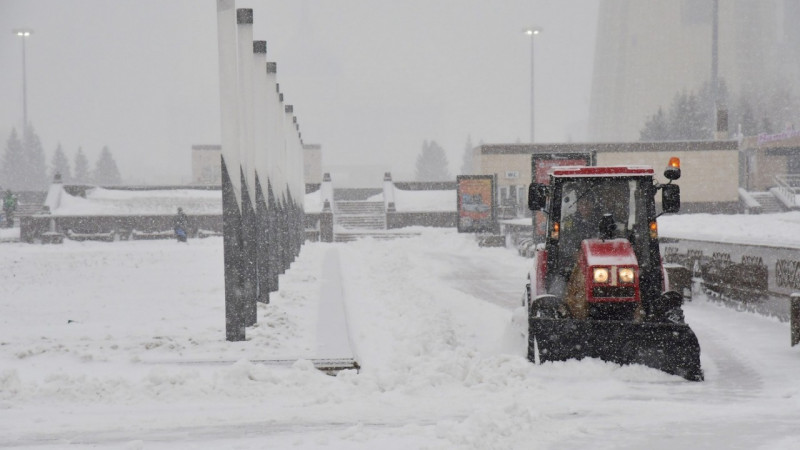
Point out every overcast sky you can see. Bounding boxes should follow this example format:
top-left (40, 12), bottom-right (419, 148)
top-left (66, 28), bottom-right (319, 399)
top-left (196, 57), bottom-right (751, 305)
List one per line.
top-left (0, 0), bottom-right (598, 185)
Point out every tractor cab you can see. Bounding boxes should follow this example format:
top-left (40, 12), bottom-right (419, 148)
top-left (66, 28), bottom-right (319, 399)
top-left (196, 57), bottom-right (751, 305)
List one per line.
top-left (524, 159), bottom-right (702, 381)
top-left (528, 164), bottom-right (681, 318)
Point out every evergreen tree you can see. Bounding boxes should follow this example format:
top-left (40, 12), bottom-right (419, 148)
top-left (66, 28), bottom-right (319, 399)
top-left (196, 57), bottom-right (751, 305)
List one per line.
top-left (51, 143), bottom-right (72, 183)
top-left (74, 147), bottom-right (90, 183)
top-left (19, 125), bottom-right (47, 190)
top-left (414, 140), bottom-right (451, 181)
top-left (738, 98), bottom-right (758, 136)
top-left (761, 117), bottom-right (774, 135)
top-left (460, 135), bottom-right (474, 175)
top-left (667, 91), bottom-right (707, 140)
top-left (1, 128), bottom-right (25, 189)
top-left (640, 107), bottom-right (670, 141)
top-left (770, 84), bottom-right (796, 131)
top-left (93, 146), bottom-right (122, 186)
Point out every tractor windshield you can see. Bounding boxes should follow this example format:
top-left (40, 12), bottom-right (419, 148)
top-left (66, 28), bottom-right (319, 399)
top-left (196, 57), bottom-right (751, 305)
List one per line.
top-left (556, 177), bottom-right (650, 273)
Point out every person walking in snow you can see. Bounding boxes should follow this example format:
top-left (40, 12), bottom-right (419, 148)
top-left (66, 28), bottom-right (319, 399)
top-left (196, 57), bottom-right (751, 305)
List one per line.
top-left (3, 190), bottom-right (17, 228)
top-left (173, 207), bottom-right (190, 242)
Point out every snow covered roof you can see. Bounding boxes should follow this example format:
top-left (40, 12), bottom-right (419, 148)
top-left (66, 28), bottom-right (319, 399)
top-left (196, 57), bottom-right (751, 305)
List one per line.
top-left (45, 186), bottom-right (222, 216)
top-left (368, 188), bottom-right (455, 212)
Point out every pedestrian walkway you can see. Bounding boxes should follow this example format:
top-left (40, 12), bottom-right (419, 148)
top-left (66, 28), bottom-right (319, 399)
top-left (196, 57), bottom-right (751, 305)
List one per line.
top-left (315, 249), bottom-right (359, 369)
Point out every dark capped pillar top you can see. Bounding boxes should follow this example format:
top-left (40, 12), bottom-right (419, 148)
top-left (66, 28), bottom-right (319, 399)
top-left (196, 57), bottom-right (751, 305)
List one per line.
top-left (267, 62), bottom-right (277, 74)
top-left (236, 8), bottom-right (253, 24)
top-left (285, 105), bottom-right (293, 113)
top-left (253, 41), bottom-right (266, 54)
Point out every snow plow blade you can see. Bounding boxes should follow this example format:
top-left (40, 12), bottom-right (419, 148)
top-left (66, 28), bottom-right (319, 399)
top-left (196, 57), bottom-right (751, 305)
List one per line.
top-left (530, 318), bottom-right (703, 381)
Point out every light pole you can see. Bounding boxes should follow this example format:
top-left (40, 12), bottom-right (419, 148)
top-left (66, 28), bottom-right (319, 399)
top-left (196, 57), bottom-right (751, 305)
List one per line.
top-left (524, 27), bottom-right (541, 143)
top-left (12, 28), bottom-right (33, 128)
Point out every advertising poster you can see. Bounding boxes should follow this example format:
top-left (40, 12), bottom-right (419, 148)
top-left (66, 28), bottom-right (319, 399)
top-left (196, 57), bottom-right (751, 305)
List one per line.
top-left (456, 175), bottom-right (496, 233)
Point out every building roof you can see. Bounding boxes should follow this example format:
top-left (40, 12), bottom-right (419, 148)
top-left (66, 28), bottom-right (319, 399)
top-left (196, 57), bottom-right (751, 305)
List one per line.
top-left (191, 145), bottom-right (221, 151)
top-left (476, 141), bottom-right (739, 155)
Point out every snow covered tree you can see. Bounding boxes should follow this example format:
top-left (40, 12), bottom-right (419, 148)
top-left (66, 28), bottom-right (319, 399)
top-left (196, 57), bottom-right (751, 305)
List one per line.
top-left (761, 117), bottom-right (774, 134)
top-left (697, 78), bottom-right (730, 131)
top-left (668, 91), bottom-right (708, 140)
top-left (1, 128), bottom-right (24, 189)
top-left (50, 143), bottom-right (72, 183)
top-left (737, 98), bottom-right (758, 136)
top-left (459, 135), bottom-right (474, 175)
top-left (22, 125), bottom-right (48, 191)
top-left (640, 91), bottom-right (709, 141)
top-left (74, 147), bottom-right (90, 184)
top-left (92, 146), bottom-right (122, 186)
top-left (415, 140), bottom-right (451, 182)
top-left (639, 107), bottom-right (670, 141)
top-left (7, 125), bottom-right (48, 191)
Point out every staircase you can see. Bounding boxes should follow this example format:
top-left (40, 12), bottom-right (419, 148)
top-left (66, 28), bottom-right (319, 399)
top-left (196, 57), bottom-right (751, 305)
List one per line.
top-left (750, 192), bottom-right (786, 214)
top-left (334, 201), bottom-right (386, 230)
top-left (333, 201), bottom-right (385, 242)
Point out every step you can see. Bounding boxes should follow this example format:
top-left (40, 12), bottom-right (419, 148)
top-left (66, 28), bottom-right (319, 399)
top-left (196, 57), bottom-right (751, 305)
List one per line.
top-left (334, 201), bottom-right (384, 215)
top-left (334, 231), bottom-right (421, 242)
top-left (335, 217), bottom-right (386, 230)
top-left (750, 192), bottom-right (785, 213)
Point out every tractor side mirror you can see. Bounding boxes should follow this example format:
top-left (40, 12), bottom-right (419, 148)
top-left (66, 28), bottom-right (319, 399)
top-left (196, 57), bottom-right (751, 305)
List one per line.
top-left (662, 184), bottom-right (680, 214)
top-left (528, 183), bottom-right (547, 211)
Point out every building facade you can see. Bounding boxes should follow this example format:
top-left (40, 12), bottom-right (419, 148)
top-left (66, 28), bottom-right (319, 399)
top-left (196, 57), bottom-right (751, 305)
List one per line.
top-left (473, 141), bottom-right (741, 214)
top-left (739, 130), bottom-right (800, 191)
top-left (589, 0), bottom-right (800, 142)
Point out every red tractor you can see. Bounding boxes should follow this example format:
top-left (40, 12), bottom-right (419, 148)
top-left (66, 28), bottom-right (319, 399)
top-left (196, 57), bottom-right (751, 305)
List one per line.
top-left (525, 158), bottom-right (703, 381)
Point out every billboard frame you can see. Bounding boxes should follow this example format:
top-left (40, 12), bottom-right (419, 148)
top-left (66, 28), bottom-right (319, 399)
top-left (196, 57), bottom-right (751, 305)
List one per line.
top-left (456, 174), bottom-right (498, 233)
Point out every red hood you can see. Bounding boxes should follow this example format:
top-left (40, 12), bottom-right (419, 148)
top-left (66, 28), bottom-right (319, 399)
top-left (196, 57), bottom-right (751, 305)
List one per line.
top-left (581, 239), bottom-right (638, 267)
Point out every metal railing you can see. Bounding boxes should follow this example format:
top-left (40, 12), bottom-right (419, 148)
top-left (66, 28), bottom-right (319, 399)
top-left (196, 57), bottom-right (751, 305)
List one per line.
top-left (773, 174), bottom-right (800, 208)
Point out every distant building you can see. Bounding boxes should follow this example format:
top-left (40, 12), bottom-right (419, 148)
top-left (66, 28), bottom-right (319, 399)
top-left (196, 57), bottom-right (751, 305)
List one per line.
top-left (589, 0), bottom-right (800, 142)
top-left (739, 130), bottom-right (800, 191)
top-left (323, 164), bottom-right (391, 188)
top-left (472, 141), bottom-right (741, 214)
top-left (191, 143), bottom-right (323, 186)
top-left (191, 145), bottom-right (222, 185)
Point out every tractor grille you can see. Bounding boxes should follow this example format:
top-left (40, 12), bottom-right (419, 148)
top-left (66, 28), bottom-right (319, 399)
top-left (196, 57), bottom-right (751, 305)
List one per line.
top-left (592, 286), bottom-right (635, 298)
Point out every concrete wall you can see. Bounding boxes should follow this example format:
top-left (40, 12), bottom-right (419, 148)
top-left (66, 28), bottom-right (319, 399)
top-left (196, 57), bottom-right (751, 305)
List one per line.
top-left (21, 214), bottom-right (222, 243)
top-left (597, 150), bottom-right (739, 203)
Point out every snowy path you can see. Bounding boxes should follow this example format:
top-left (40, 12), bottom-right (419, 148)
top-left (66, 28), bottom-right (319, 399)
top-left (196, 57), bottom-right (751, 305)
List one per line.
top-left (1, 230), bottom-right (799, 449)
top-left (315, 248), bottom-right (357, 361)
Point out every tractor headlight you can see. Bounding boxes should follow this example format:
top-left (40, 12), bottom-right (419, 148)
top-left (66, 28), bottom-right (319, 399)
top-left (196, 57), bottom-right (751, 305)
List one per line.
top-left (618, 267), bottom-right (635, 284)
top-left (593, 267), bottom-right (609, 283)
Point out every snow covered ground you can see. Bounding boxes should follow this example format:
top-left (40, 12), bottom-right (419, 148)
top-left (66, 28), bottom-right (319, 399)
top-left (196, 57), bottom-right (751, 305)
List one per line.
top-left (1, 221), bottom-right (799, 449)
top-left (659, 211), bottom-right (800, 248)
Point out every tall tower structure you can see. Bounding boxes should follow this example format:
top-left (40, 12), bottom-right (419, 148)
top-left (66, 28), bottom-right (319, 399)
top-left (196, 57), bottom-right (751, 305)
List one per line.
top-left (589, 0), bottom-right (799, 142)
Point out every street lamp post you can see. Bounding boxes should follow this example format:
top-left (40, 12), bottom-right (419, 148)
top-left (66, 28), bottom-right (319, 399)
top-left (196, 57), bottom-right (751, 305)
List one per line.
top-left (12, 28), bottom-right (33, 128)
top-left (524, 27), bottom-right (541, 143)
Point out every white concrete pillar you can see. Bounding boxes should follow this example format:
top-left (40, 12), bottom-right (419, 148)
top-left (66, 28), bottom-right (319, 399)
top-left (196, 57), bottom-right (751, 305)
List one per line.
top-left (236, 8), bottom-right (256, 204)
top-left (253, 40), bottom-right (269, 204)
top-left (216, 0), bottom-right (241, 206)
